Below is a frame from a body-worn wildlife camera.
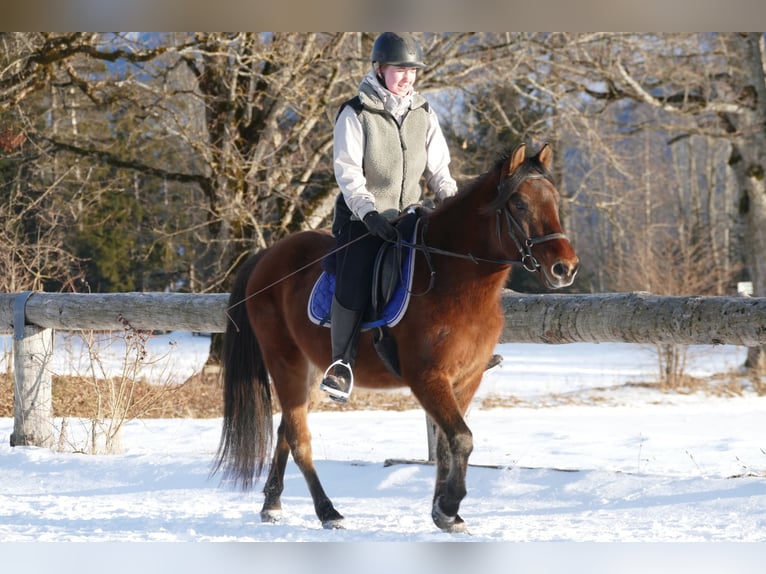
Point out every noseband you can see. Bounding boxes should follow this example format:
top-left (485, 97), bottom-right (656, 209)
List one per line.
top-left (496, 174), bottom-right (569, 273)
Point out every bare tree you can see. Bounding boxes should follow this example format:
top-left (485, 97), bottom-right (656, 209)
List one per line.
top-left (546, 34), bottom-right (763, 368)
top-left (1, 33), bottom-right (533, 294)
top-left (0, 35), bottom-right (84, 292)
top-left (3, 32), bottom-right (760, 306)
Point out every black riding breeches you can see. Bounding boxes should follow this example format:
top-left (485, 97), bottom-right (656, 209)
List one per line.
top-left (333, 220), bottom-right (385, 312)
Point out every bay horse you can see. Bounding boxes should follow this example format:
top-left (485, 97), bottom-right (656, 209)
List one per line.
top-left (213, 142), bottom-right (579, 532)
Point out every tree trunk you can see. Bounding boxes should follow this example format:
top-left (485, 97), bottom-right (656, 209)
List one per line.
top-left (730, 34), bottom-right (766, 372)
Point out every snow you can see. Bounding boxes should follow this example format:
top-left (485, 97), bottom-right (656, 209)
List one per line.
top-left (1, 332), bottom-right (765, 567)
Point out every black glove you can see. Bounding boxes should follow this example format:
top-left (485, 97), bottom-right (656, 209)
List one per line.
top-left (412, 204), bottom-right (433, 218)
top-left (363, 211), bottom-right (398, 242)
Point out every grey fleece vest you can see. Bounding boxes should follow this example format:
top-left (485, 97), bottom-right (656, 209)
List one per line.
top-left (351, 82), bottom-right (430, 220)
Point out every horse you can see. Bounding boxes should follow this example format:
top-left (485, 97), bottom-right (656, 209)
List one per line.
top-left (213, 142), bottom-right (579, 532)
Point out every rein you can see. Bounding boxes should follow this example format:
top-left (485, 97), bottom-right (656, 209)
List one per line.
top-left (226, 174), bottom-right (569, 323)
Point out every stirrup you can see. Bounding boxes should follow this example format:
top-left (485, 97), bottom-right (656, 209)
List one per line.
top-left (320, 359), bottom-right (354, 403)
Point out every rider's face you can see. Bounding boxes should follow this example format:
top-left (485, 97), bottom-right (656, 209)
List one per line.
top-left (379, 65), bottom-right (418, 96)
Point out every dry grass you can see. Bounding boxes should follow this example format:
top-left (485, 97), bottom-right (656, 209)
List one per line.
top-left (1, 367), bottom-right (762, 420)
top-left (0, 371), bottom-right (221, 419)
top-left (0, 370), bottom-right (422, 419)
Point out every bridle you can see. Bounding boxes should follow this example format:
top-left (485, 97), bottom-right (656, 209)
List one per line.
top-left (227, 173), bottom-right (570, 316)
top-left (392, 172), bottom-right (570, 295)
top-left (495, 173), bottom-right (569, 272)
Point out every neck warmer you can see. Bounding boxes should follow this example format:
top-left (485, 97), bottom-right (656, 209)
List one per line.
top-left (362, 70), bottom-right (414, 123)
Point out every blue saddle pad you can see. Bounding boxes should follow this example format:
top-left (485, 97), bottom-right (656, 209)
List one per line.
top-left (308, 222), bottom-right (419, 330)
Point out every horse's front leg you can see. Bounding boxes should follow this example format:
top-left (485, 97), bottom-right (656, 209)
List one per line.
top-left (431, 420), bottom-right (472, 533)
top-left (411, 381), bottom-right (474, 532)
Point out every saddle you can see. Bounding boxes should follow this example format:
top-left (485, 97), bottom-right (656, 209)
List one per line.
top-left (308, 211), bottom-right (423, 377)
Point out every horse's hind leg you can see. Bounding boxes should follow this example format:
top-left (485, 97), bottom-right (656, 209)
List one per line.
top-left (260, 418), bottom-right (290, 523)
top-left (262, 342), bottom-right (345, 529)
top-left (262, 414), bottom-right (336, 526)
top-left (281, 403), bottom-right (345, 529)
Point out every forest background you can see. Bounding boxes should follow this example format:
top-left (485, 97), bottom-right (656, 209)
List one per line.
top-left (1, 32), bottom-right (765, 366)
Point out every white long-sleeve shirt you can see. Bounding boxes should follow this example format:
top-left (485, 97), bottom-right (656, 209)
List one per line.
top-left (333, 72), bottom-right (458, 221)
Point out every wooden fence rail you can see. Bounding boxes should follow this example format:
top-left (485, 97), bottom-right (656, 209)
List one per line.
top-left (2, 290), bottom-right (765, 344)
top-left (0, 292), bottom-right (229, 334)
top-left (2, 290), bottom-right (765, 449)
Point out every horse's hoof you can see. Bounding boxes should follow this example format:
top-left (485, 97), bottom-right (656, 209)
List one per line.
top-left (432, 498), bottom-right (468, 533)
top-left (447, 516), bottom-right (469, 534)
top-left (260, 509), bottom-right (282, 523)
top-left (322, 518), bottom-right (346, 530)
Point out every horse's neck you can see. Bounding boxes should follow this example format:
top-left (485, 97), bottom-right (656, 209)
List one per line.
top-left (428, 181), bottom-right (498, 259)
top-left (423, 188), bottom-right (513, 293)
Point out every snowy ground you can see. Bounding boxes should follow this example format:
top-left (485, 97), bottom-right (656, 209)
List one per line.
top-left (1, 333), bottom-right (765, 567)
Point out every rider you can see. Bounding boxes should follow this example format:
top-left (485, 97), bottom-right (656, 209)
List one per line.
top-left (320, 32), bottom-right (459, 403)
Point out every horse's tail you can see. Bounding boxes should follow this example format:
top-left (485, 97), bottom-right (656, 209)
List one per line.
top-left (211, 251), bottom-right (273, 491)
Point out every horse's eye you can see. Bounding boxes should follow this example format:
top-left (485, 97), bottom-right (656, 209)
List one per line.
top-left (512, 198), bottom-right (527, 211)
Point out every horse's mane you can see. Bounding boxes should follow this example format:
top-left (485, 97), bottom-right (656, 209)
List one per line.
top-left (435, 147), bottom-right (556, 215)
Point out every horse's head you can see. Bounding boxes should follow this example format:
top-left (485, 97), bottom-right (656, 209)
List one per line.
top-left (488, 143), bottom-right (579, 289)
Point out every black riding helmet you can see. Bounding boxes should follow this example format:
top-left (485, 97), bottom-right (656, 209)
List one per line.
top-left (370, 32), bottom-right (425, 69)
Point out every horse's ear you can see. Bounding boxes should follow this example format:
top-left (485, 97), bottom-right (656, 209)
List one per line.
top-left (537, 142), bottom-right (552, 171)
top-left (503, 143), bottom-right (526, 178)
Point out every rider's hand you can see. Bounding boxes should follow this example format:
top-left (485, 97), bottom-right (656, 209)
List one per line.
top-left (362, 211), bottom-right (398, 242)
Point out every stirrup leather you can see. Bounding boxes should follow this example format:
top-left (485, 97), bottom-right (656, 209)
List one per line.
top-left (320, 359), bottom-right (354, 402)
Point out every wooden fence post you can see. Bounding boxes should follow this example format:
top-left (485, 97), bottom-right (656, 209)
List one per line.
top-left (426, 414), bottom-right (437, 462)
top-left (10, 322), bottom-right (55, 448)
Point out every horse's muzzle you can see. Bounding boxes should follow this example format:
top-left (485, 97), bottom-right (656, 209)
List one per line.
top-left (544, 258), bottom-right (579, 289)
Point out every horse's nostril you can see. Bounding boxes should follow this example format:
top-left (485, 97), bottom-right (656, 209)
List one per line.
top-left (552, 261), bottom-right (580, 279)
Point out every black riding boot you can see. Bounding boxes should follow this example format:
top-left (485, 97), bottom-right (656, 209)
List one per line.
top-left (320, 296), bottom-right (363, 403)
